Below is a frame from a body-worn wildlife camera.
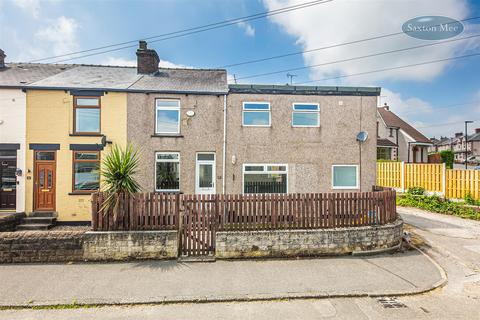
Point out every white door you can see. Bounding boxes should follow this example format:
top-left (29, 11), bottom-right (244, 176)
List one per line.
top-left (196, 153), bottom-right (215, 194)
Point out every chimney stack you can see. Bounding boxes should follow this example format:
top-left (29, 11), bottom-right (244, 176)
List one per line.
top-left (455, 132), bottom-right (463, 138)
top-left (383, 103), bottom-right (389, 111)
top-left (0, 49), bottom-right (5, 69)
top-left (475, 128), bottom-right (480, 134)
top-left (136, 41), bottom-right (159, 74)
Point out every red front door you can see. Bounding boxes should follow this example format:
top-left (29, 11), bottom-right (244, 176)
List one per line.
top-left (34, 152), bottom-right (56, 211)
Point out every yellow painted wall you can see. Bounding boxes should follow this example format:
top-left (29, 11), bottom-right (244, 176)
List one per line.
top-left (25, 90), bottom-right (127, 221)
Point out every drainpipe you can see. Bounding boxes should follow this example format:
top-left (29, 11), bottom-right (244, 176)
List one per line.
top-left (222, 94), bottom-right (227, 194)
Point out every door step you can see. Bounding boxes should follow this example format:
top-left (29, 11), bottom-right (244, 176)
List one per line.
top-left (178, 255), bottom-right (216, 263)
top-left (16, 212), bottom-right (57, 231)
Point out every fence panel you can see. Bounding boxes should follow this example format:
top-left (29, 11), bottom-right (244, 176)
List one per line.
top-left (376, 162), bottom-right (402, 188)
top-left (404, 163), bottom-right (443, 192)
top-left (446, 169), bottom-right (480, 200)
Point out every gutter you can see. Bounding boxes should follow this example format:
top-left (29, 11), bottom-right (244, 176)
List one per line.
top-left (222, 94), bottom-right (227, 194)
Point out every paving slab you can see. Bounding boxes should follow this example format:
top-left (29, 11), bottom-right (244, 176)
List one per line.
top-left (0, 250), bottom-right (444, 307)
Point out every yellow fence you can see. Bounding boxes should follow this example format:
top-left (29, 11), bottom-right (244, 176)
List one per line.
top-left (377, 162), bottom-right (480, 200)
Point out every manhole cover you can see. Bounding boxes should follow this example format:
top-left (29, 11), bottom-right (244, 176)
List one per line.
top-left (377, 297), bottom-right (407, 309)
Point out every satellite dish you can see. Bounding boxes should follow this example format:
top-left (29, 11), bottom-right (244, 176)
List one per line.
top-left (356, 131), bottom-right (368, 143)
top-left (186, 110), bottom-right (195, 117)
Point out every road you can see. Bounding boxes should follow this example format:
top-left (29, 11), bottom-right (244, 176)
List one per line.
top-left (1, 207), bottom-right (479, 319)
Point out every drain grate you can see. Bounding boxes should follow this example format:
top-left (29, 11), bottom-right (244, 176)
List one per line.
top-left (377, 297), bottom-right (408, 309)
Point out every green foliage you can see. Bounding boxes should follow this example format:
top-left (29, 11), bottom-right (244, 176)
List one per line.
top-left (464, 193), bottom-right (480, 206)
top-left (397, 194), bottom-right (480, 220)
top-left (100, 144), bottom-right (141, 218)
top-left (407, 187), bottom-right (425, 196)
top-left (439, 150), bottom-right (454, 169)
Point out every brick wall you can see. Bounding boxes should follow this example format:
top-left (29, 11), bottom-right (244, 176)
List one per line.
top-left (216, 219), bottom-right (403, 259)
top-left (83, 231), bottom-right (178, 261)
top-left (0, 231), bottom-right (84, 263)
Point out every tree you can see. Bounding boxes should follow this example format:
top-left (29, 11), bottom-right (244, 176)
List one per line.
top-left (439, 150), bottom-right (454, 169)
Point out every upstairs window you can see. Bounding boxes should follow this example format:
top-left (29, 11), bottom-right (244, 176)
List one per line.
top-left (72, 151), bottom-right (100, 192)
top-left (74, 97), bottom-right (100, 134)
top-left (292, 103), bottom-right (320, 127)
top-left (242, 102), bottom-right (271, 127)
top-left (155, 99), bottom-right (180, 134)
top-left (243, 164), bottom-right (287, 194)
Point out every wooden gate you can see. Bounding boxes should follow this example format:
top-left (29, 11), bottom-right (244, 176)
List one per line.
top-left (180, 194), bottom-right (216, 256)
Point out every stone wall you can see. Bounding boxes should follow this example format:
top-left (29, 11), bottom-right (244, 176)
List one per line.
top-left (216, 219), bottom-right (403, 259)
top-left (0, 230), bottom-right (178, 263)
top-left (0, 231), bottom-right (84, 263)
top-left (83, 231), bottom-right (178, 261)
top-left (0, 212), bottom-right (25, 232)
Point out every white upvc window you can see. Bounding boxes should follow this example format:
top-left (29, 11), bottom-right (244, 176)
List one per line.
top-left (292, 103), bottom-right (320, 127)
top-left (332, 165), bottom-right (359, 189)
top-left (155, 152), bottom-right (180, 192)
top-left (243, 164), bottom-right (288, 194)
top-left (155, 99), bottom-right (180, 134)
top-left (242, 102), bottom-right (271, 127)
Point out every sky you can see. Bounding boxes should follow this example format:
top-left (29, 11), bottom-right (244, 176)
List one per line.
top-left (1, 0), bottom-right (480, 138)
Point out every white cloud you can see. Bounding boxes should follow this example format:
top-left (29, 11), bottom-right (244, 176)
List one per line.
top-left (11, 0), bottom-right (40, 19)
top-left (380, 88), bottom-right (433, 116)
top-left (237, 21), bottom-right (255, 37)
top-left (103, 57), bottom-right (191, 69)
top-left (35, 16), bottom-right (79, 56)
top-left (263, 0), bottom-right (476, 84)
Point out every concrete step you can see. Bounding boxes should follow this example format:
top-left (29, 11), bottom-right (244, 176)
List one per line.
top-left (30, 212), bottom-right (58, 218)
top-left (16, 223), bottom-right (53, 231)
top-left (22, 216), bottom-right (57, 224)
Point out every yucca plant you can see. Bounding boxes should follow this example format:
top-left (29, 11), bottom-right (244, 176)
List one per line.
top-left (100, 144), bottom-right (141, 220)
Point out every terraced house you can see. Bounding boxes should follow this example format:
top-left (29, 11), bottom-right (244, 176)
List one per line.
top-left (0, 41), bottom-right (380, 225)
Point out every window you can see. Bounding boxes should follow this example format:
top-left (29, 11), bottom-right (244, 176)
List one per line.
top-left (243, 164), bottom-right (287, 194)
top-left (155, 99), bottom-right (180, 134)
top-left (155, 152), bottom-right (180, 192)
top-left (377, 147), bottom-right (392, 160)
top-left (292, 103), bottom-right (320, 127)
top-left (332, 165), bottom-right (359, 189)
top-left (72, 151), bottom-right (100, 192)
top-left (242, 102), bottom-right (270, 126)
top-left (389, 128), bottom-right (394, 137)
top-left (35, 151), bottom-right (55, 161)
top-left (74, 97), bottom-right (100, 134)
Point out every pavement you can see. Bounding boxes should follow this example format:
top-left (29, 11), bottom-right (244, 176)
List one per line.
top-left (0, 247), bottom-right (443, 307)
top-left (3, 206), bottom-right (479, 319)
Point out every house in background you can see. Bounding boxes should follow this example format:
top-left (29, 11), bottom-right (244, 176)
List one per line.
top-left (377, 104), bottom-right (432, 163)
top-left (0, 51), bottom-right (72, 213)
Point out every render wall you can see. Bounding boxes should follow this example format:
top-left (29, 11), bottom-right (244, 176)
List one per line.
top-left (127, 93), bottom-right (225, 194)
top-left (225, 93), bottom-right (378, 193)
top-left (0, 89), bottom-right (26, 212)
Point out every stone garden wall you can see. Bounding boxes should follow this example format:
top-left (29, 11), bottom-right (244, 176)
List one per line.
top-left (216, 219), bottom-right (403, 259)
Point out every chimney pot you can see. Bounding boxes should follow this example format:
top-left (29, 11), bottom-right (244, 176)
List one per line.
top-left (383, 103), bottom-right (389, 111)
top-left (136, 41), bottom-right (159, 74)
top-left (0, 49), bottom-right (5, 69)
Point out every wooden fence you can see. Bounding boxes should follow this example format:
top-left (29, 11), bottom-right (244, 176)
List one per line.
top-left (377, 162), bottom-right (480, 200)
top-left (91, 189), bottom-right (397, 232)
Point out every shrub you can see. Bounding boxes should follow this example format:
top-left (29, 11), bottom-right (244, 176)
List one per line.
top-left (464, 193), bottom-right (480, 206)
top-left (407, 187), bottom-right (425, 196)
top-left (100, 144), bottom-right (141, 220)
top-left (439, 150), bottom-right (454, 169)
top-left (397, 193), bottom-right (480, 220)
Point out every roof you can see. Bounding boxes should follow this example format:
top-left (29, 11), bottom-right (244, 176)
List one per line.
top-left (1, 63), bottom-right (229, 94)
top-left (229, 84), bottom-right (381, 96)
top-left (436, 137), bottom-right (454, 146)
top-left (468, 132), bottom-right (480, 142)
top-left (377, 107), bottom-right (431, 144)
top-left (377, 139), bottom-right (398, 147)
top-left (0, 63), bottom-right (74, 87)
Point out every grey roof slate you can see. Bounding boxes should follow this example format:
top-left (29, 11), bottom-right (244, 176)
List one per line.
top-left (29, 65), bottom-right (141, 90)
top-left (0, 63), bottom-right (74, 87)
top-left (130, 68), bottom-right (228, 94)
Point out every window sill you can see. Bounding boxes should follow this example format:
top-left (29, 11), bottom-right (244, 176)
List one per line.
top-left (151, 134), bottom-right (184, 138)
top-left (69, 133), bottom-right (103, 137)
top-left (68, 191), bottom-right (96, 196)
top-left (241, 125), bottom-right (271, 128)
